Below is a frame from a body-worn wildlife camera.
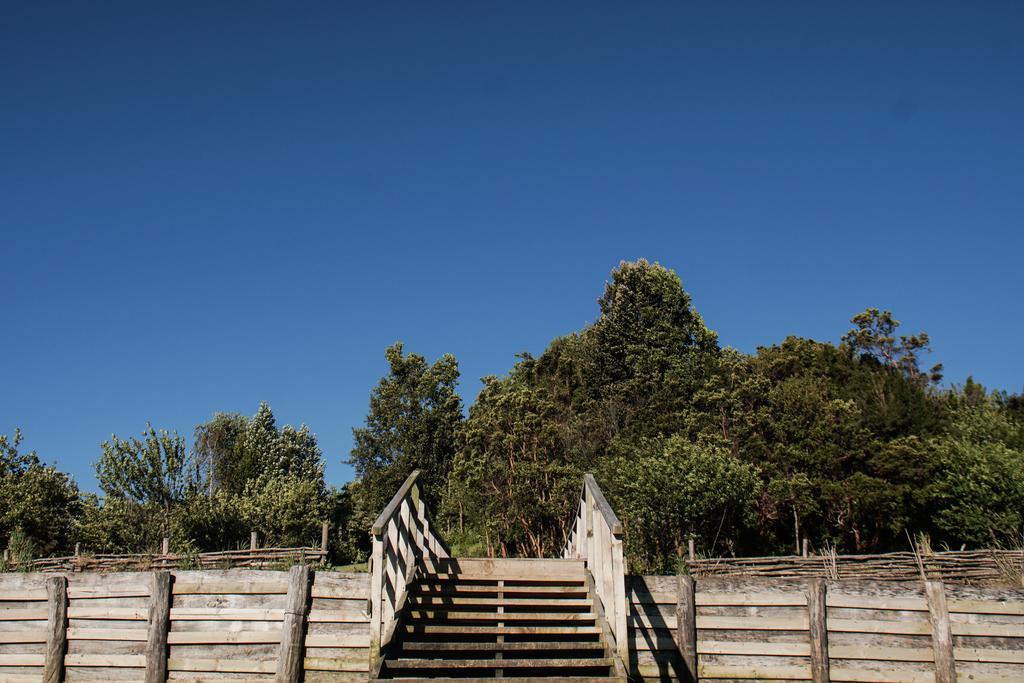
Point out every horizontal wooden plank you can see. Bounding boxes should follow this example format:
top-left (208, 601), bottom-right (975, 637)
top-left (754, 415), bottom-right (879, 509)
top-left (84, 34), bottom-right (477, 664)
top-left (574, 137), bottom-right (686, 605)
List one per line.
top-left (170, 609), bottom-right (283, 621)
top-left (416, 583), bottom-right (586, 594)
top-left (404, 611), bottom-right (595, 621)
top-left (172, 581), bottom-right (287, 596)
top-left (65, 653), bottom-right (146, 668)
top-left (0, 590), bottom-right (47, 601)
top-left (951, 621), bottom-right (1024, 637)
top-left (304, 633), bottom-right (371, 648)
top-left (67, 628), bottom-right (148, 641)
top-left (167, 630), bottom-right (281, 645)
top-left (830, 666), bottom-right (933, 682)
top-left (303, 657), bottom-right (369, 672)
top-left (947, 599), bottom-right (1024, 616)
top-left (697, 615), bottom-right (810, 631)
top-left (827, 595), bottom-right (927, 612)
top-left (829, 645), bottom-right (934, 662)
top-left (954, 647), bottom-right (1024, 664)
top-left (698, 640), bottom-right (810, 656)
top-left (306, 611), bottom-right (369, 623)
top-left (828, 619), bottom-right (931, 636)
top-left (67, 587), bottom-right (149, 600)
top-left (68, 608), bottom-right (148, 620)
top-left (168, 657), bottom-right (276, 674)
top-left (697, 592), bottom-right (806, 607)
top-left (698, 663), bottom-right (810, 679)
top-left (0, 631), bottom-right (47, 644)
top-left (386, 656), bottom-right (613, 669)
top-left (0, 654), bottom-right (45, 666)
top-left (406, 596), bottom-right (592, 607)
top-left (0, 609), bottom-right (47, 621)
top-left (402, 624), bottom-right (600, 635)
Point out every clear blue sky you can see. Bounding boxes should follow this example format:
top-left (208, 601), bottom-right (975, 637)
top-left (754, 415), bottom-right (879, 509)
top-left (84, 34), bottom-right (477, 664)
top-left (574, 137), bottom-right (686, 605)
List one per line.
top-left (2, 2), bottom-right (1021, 491)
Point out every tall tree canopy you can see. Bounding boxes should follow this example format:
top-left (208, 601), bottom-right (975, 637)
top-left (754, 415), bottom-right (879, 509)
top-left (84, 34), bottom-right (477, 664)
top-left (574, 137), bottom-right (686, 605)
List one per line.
top-left (349, 343), bottom-right (463, 517)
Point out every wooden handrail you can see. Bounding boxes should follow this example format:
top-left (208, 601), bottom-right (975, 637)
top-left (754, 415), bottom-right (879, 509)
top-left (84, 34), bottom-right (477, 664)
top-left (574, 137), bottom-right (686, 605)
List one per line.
top-left (562, 474), bottom-right (628, 669)
top-left (367, 469), bottom-right (449, 673)
top-left (584, 473), bottom-right (623, 535)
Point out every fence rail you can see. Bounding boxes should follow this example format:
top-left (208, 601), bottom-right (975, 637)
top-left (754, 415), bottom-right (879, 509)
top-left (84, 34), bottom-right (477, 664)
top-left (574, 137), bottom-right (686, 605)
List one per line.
top-left (685, 548), bottom-right (1024, 584)
top-left (3, 523), bottom-right (332, 572)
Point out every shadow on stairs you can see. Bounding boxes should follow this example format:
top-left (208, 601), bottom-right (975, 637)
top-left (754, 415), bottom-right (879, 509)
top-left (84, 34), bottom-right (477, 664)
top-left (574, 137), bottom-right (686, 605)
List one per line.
top-left (373, 558), bottom-right (627, 682)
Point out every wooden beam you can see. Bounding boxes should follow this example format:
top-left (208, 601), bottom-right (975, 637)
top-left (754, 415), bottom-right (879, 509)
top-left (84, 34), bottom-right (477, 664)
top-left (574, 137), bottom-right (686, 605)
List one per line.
top-left (583, 474), bottom-right (622, 534)
top-left (275, 565), bottom-right (311, 683)
top-left (925, 580), bottom-right (956, 683)
top-left (676, 575), bottom-right (697, 683)
top-left (144, 571), bottom-right (171, 683)
top-left (807, 579), bottom-right (830, 683)
top-left (43, 575), bottom-right (67, 683)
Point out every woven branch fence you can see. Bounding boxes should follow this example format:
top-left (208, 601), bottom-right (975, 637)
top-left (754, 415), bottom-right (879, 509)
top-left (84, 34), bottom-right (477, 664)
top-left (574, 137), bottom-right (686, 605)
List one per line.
top-left (3, 523), bottom-right (331, 572)
top-left (685, 548), bottom-right (1024, 584)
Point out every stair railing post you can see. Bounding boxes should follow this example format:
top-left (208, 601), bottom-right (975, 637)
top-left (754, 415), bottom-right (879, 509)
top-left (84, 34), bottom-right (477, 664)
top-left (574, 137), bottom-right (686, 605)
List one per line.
top-left (368, 530), bottom-right (384, 670)
top-left (611, 531), bottom-right (628, 666)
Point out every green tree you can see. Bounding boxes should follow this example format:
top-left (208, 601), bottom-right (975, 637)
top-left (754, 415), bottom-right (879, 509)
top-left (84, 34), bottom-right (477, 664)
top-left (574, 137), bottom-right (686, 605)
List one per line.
top-left (92, 424), bottom-right (198, 549)
top-left (600, 437), bottom-right (762, 573)
top-left (349, 343), bottom-right (463, 518)
top-left (193, 412), bottom-right (248, 495)
top-left (0, 428), bottom-right (83, 556)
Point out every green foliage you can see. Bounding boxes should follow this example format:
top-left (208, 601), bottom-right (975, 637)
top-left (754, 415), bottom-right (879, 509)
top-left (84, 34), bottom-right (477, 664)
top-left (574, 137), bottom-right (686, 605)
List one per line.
top-left (928, 402), bottom-right (1024, 544)
top-left (0, 428), bottom-right (82, 556)
top-left (5, 259), bottom-right (1024, 573)
top-left (599, 437), bottom-right (762, 573)
top-left (193, 412), bottom-right (248, 495)
top-left (348, 343), bottom-right (463, 547)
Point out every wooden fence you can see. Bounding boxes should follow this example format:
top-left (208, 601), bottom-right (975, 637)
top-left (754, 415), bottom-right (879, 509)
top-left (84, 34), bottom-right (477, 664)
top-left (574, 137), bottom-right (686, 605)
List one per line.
top-left (684, 549), bottom-right (1024, 585)
top-left (2, 568), bottom-right (1022, 681)
top-left (629, 575), bottom-right (1024, 682)
top-left (0, 568), bottom-right (369, 681)
top-left (4, 526), bottom-right (331, 573)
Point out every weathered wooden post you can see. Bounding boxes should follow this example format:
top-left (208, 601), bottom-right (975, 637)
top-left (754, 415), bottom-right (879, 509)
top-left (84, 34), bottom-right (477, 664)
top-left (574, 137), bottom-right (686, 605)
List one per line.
top-left (321, 521), bottom-right (329, 556)
top-left (688, 538), bottom-right (696, 562)
top-left (807, 579), bottom-right (830, 683)
top-left (161, 538), bottom-right (169, 555)
top-left (676, 574), bottom-right (698, 683)
top-left (276, 565), bottom-right (312, 682)
top-left (925, 580), bottom-right (956, 683)
top-left (250, 531), bottom-right (258, 551)
top-left (803, 538), bottom-right (809, 558)
top-left (145, 571), bottom-right (172, 683)
top-left (43, 575), bottom-right (67, 683)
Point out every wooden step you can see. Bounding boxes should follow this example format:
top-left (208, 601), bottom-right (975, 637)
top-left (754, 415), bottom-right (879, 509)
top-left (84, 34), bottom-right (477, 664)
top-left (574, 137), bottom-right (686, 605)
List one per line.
top-left (421, 558), bottom-right (585, 580)
top-left (386, 678), bottom-right (625, 683)
top-left (405, 611), bottom-right (596, 622)
top-left (403, 624), bottom-right (601, 635)
top-left (407, 596), bottom-right (592, 607)
top-left (401, 641), bottom-right (607, 653)
top-left (387, 657), bottom-right (614, 670)
top-left (414, 583), bottom-right (588, 594)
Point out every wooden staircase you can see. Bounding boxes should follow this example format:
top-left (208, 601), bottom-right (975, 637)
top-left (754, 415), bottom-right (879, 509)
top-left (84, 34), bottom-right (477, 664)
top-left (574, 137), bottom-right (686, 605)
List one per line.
top-left (374, 558), bottom-right (626, 681)
top-left (367, 472), bottom-right (628, 681)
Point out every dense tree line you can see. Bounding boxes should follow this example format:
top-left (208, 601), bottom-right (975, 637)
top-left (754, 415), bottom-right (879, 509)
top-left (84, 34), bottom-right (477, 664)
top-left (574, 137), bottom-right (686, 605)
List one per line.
top-left (1, 403), bottom-right (341, 564)
top-left (347, 260), bottom-right (1024, 573)
top-left (3, 260), bottom-right (1023, 573)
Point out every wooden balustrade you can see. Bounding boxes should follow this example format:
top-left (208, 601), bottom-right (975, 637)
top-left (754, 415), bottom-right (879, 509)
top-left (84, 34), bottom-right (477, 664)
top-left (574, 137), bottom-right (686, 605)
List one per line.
top-left (562, 473), bottom-right (628, 665)
top-left (368, 470), bottom-right (450, 671)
